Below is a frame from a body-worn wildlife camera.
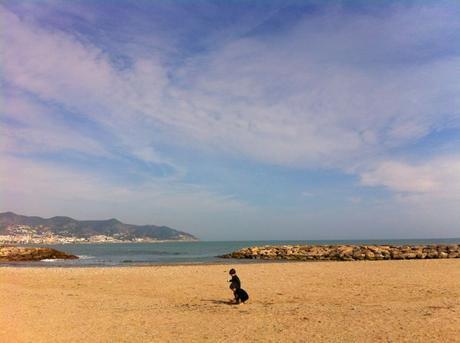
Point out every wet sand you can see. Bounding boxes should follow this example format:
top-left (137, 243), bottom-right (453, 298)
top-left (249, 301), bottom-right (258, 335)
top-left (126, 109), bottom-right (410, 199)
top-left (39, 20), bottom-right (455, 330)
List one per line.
top-left (1, 260), bottom-right (459, 342)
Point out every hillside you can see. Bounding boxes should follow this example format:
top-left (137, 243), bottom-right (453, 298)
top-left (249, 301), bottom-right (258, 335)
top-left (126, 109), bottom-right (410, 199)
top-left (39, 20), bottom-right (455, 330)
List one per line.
top-left (0, 212), bottom-right (197, 242)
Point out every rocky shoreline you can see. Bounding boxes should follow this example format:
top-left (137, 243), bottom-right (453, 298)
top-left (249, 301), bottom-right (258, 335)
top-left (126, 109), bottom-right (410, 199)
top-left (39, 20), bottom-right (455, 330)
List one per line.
top-left (219, 244), bottom-right (460, 261)
top-left (0, 246), bottom-right (78, 262)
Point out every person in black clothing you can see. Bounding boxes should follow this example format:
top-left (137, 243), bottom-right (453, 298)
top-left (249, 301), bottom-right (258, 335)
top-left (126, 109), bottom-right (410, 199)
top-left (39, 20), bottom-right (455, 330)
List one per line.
top-left (228, 268), bottom-right (249, 304)
top-left (229, 268), bottom-right (240, 290)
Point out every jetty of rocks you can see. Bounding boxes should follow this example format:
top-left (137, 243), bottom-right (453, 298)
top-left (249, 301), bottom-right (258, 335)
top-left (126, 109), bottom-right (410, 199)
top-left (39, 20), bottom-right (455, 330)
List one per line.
top-left (219, 244), bottom-right (460, 261)
top-left (0, 246), bottom-right (78, 262)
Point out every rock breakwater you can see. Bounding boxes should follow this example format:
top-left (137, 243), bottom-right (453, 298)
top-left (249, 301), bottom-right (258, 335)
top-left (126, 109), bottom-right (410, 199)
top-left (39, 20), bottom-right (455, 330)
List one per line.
top-left (0, 246), bottom-right (78, 262)
top-left (219, 244), bottom-right (460, 261)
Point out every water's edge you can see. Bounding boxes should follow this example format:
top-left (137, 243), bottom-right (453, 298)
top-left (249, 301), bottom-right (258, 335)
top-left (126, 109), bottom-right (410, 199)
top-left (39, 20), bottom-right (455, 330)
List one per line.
top-left (1, 239), bottom-right (459, 267)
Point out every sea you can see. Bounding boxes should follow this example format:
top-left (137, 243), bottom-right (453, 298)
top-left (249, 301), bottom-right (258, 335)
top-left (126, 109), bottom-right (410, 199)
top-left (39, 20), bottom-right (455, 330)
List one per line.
top-left (6, 238), bottom-right (460, 267)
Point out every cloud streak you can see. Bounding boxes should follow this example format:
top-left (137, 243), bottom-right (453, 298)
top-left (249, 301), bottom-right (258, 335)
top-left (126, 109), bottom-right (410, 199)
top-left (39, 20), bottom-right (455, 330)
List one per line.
top-left (4, 3), bottom-right (460, 168)
top-left (361, 156), bottom-right (460, 199)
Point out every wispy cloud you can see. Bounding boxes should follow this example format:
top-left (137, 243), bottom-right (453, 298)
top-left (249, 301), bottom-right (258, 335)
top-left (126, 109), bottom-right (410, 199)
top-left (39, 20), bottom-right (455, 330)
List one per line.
top-left (360, 156), bottom-right (460, 199)
top-left (4, 3), bottom-right (459, 168)
top-left (171, 4), bottom-right (460, 167)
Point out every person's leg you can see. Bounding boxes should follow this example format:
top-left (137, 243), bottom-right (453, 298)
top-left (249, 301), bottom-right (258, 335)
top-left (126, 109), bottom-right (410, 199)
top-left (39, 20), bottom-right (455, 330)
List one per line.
top-left (230, 286), bottom-right (235, 301)
top-left (233, 290), bottom-right (240, 304)
top-left (238, 289), bottom-right (248, 304)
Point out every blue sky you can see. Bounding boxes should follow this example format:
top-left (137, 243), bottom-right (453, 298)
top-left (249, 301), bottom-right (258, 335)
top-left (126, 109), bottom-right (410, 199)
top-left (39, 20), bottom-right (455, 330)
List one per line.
top-left (1, 0), bottom-right (460, 240)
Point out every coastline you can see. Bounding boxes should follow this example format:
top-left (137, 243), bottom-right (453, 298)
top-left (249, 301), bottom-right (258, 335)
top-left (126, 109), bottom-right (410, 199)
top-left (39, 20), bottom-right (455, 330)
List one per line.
top-left (2, 240), bottom-right (460, 267)
top-left (1, 260), bottom-right (459, 342)
top-left (0, 239), bottom-right (198, 245)
top-left (0, 257), bottom-right (292, 268)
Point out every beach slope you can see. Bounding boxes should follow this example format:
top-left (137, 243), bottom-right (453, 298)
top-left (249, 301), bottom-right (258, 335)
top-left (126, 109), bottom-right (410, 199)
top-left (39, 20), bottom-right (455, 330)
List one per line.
top-left (1, 260), bottom-right (459, 342)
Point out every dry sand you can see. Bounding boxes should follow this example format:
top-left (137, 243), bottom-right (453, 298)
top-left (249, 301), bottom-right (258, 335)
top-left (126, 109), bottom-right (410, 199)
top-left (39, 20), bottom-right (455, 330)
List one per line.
top-left (1, 260), bottom-right (459, 342)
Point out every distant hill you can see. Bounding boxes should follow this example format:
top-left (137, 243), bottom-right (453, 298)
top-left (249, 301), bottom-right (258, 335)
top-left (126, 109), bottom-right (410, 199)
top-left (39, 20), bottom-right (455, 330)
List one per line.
top-left (0, 212), bottom-right (197, 241)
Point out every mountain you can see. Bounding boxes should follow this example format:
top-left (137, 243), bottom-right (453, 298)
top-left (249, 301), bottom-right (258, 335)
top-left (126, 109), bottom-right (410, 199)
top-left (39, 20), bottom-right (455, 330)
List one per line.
top-left (0, 212), bottom-right (197, 241)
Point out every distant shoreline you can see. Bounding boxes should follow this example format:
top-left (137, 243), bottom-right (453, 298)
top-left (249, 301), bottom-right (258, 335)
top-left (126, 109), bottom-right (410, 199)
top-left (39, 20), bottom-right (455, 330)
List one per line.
top-left (0, 211), bottom-right (198, 244)
top-left (3, 239), bottom-right (199, 245)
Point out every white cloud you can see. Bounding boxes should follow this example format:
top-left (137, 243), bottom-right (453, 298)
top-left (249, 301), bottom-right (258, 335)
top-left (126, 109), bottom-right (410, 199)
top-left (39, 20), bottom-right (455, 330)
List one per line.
top-left (301, 191), bottom-right (314, 197)
top-left (360, 156), bottom-right (460, 198)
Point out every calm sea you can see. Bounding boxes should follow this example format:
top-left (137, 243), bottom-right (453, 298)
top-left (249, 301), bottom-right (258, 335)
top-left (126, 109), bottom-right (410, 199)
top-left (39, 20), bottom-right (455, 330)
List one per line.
top-left (7, 238), bottom-right (459, 267)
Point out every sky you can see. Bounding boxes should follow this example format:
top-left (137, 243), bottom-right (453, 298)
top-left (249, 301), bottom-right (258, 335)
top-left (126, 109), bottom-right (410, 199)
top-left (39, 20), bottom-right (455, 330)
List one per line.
top-left (1, 0), bottom-right (460, 240)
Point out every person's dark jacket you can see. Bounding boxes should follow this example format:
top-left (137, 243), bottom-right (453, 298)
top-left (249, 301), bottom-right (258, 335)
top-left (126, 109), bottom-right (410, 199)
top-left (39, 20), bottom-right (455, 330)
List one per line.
top-left (229, 275), bottom-right (241, 290)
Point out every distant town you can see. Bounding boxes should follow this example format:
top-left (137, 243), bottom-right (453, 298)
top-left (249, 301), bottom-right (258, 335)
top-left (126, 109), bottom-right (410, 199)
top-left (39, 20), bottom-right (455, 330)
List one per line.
top-left (0, 212), bottom-right (198, 243)
top-left (0, 225), bottom-right (178, 244)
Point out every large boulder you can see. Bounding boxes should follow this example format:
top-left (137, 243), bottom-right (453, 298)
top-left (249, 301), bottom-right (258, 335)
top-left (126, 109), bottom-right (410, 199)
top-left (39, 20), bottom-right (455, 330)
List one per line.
top-left (0, 246), bottom-right (78, 262)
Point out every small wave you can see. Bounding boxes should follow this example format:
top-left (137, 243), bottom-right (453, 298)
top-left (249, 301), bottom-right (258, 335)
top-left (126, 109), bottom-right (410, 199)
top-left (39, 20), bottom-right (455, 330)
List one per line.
top-left (120, 250), bottom-right (182, 256)
top-left (77, 255), bottom-right (95, 259)
top-left (40, 259), bottom-right (58, 262)
top-left (122, 260), bottom-right (157, 263)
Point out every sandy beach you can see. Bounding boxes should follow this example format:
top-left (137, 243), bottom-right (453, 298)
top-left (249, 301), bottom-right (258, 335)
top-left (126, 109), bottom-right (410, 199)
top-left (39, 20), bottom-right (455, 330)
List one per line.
top-left (1, 260), bottom-right (459, 342)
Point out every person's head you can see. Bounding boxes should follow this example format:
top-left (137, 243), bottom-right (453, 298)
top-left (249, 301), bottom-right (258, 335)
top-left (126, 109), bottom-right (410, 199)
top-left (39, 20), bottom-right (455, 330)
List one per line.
top-left (229, 268), bottom-right (236, 275)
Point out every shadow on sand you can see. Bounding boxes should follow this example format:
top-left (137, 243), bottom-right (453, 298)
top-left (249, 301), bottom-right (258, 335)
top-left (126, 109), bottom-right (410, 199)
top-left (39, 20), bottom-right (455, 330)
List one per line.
top-left (201, 299), bottom-right (238, 306)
